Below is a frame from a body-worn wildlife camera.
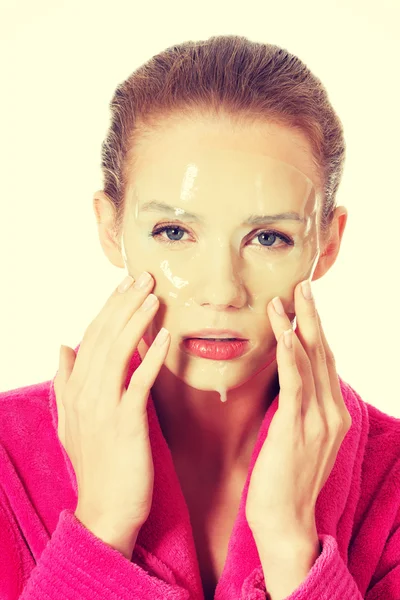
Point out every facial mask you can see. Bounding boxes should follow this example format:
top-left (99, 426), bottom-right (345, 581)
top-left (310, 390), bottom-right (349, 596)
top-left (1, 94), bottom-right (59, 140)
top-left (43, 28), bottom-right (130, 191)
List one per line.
top-left (119, 147), bottom-right (321, 403)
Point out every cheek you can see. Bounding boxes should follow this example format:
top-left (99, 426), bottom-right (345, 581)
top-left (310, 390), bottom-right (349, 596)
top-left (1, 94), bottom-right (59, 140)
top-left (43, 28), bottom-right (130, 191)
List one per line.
top-left (127, 245), bottom-right (301, 317)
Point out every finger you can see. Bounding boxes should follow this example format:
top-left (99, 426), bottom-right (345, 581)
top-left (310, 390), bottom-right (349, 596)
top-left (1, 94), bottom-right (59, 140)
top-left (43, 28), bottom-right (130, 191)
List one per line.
top-left (54, 345), bottom-right (76, 445)
top-left (276, 328), bottom-right (303, 419)
top-left (316, 311), bottom-right (348, 417)
top-left (293, 281), bottom-right (332, 414)
top-left (268, 295), bottom-right (316, 413)
top-left (268, 295), bottom-right (310, 367)
top-left (122, 327), bottom-right (170, 417)
top-left (69, 273), bottom-right (153, 391)
top-left (54, 345), bottom-right (76, 404)
top-left (95, 291), bottom-right (162, 404)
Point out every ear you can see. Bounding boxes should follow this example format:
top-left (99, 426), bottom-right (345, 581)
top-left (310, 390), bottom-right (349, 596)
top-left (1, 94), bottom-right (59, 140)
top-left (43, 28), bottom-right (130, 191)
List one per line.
top-left (93, 190), bottom-right (125, 269)
top-left (312, 206), bottom-right (348, 282)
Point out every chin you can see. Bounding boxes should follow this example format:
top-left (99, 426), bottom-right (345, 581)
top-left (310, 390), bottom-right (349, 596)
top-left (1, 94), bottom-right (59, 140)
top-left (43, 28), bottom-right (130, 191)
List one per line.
top-left (162, 344), bottom-right (276, 392)
top-left (169, 370), bottom-right (248, 393)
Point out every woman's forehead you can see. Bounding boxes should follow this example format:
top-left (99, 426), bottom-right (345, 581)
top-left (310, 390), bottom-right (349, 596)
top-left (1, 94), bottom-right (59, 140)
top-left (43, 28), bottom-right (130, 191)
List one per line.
top-left (129, 148), bottom-right (318, 223)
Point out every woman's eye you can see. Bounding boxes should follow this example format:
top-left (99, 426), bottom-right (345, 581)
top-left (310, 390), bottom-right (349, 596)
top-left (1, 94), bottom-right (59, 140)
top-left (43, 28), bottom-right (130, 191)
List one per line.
top-left (250, 231), bottom-right (294, 250)
top-left (150, 225), bottom-right (188, 245)
top-left (149, 225), bottom-right (294, 251)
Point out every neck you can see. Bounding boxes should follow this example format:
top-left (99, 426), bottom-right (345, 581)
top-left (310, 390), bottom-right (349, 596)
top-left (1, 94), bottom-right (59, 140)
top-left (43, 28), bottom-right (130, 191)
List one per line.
top-left (138, 339), bottom-right (280, 478)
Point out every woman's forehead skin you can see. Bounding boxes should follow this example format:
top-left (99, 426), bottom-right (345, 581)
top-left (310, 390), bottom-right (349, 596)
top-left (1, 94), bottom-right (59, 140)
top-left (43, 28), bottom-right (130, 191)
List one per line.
top-left (130, 116), bottom-right (320, 192)
top-left (129, 148), bottom-right (319, 229)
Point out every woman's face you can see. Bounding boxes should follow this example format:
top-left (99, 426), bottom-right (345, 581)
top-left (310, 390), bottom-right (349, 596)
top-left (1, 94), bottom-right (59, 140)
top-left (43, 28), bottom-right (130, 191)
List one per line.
top-left (121, 117), bottom-right (322, 392)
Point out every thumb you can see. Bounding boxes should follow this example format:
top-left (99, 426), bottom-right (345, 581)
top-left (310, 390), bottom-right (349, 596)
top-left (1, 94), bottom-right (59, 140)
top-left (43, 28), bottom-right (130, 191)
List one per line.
top-left (54, 345), bottom-right (76, 447)
top-left (54, 345), bottom-right (76, 396)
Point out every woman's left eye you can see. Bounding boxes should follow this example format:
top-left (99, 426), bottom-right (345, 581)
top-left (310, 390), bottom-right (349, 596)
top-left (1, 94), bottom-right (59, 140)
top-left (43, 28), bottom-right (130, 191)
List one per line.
top-left (149, 225), bottom-right (294, 250)
top-left (249, 230), bottom-right (294, 251)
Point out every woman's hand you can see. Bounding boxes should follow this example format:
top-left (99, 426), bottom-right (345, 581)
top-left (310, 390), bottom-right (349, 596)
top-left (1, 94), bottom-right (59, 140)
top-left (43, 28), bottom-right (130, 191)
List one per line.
top-left (53, 272), bottom-right (170, 553)
top-left (245, 279), bottom-right (352, 540)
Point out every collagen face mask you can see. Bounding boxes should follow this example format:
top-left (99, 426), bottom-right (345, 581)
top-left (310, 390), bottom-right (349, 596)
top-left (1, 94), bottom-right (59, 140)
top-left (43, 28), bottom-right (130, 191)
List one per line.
top-left (119, 147), bottom-right (321, 402)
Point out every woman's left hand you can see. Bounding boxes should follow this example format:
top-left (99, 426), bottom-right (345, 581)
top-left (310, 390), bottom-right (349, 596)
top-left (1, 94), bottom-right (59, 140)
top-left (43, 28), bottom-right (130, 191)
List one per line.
top-left (245, 279), bottom-right (352, 540)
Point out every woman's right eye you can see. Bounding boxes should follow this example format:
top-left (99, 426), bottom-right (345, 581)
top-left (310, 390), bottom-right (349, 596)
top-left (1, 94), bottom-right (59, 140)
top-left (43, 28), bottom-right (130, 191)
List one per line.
top-left (149, 225), bottom-right (190, 246)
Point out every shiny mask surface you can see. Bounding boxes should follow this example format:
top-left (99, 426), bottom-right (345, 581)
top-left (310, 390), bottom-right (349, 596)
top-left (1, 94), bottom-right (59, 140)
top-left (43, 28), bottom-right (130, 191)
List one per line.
top-left (119, 148), bottom-right (321, 398)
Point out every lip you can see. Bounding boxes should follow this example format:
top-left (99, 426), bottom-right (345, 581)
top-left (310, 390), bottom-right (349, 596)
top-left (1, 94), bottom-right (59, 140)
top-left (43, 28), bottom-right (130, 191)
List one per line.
top-left (182, 329), bottom-right (248, 340)
top-left (182, 338), bottom-right (250, 360)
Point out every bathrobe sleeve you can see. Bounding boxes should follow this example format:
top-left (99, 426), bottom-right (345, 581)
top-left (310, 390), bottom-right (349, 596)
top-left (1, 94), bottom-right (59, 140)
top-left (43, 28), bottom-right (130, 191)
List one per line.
top-left (241, 523), bottom-right (400, 600)
top-left (0, 506), bottom-right (192, 600)
top-left (364, 502), bottom-right (400, 600)
top-left (253, 534), bottom-right (363, 600)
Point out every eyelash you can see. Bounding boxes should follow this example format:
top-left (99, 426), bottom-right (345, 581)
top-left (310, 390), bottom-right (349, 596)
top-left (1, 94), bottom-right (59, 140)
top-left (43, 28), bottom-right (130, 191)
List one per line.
top-left (148, 222), bottom-right (294, 252)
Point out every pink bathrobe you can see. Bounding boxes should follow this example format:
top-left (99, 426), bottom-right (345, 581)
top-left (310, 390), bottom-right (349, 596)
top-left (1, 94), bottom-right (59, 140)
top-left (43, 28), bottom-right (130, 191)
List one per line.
top-left (0, 341), bottom-right (399, 599)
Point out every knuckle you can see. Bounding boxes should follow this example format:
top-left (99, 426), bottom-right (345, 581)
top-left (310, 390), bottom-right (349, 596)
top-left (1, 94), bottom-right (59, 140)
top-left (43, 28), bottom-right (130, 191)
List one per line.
top-left (308, 302), bottom-right (318, 319)
top-left (295, 381), bottom-right (303, 397)
top-left (329, 414), bottom-right (344, 433)
top-left (288, 374), bottom-right (303, 395)
top-left (299, 354), bottom-right (313, 378)
top-left (311, 419), bottom-right (328, 442)
top-left (309, 341), bottom-right (327, 363)
top-left (131, 366), bottom-right (155, 393)
top-left (325, 349), bottom-right (336, 366)
top-left (344, 412), bottom-right (352, 430)
top-left (339, 411), bottom-right (352, 433)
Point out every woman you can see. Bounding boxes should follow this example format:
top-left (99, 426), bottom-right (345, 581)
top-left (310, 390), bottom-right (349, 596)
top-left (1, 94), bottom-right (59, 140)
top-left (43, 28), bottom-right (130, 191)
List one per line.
top-left (0, 35), bottom-right (399, 600)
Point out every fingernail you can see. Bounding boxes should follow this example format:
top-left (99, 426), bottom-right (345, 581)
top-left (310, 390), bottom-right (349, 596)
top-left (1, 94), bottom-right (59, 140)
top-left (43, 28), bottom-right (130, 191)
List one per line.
top-left (141, 293), bottom-right (158, 311)
top-left (118, 275), bottom-right (134, 293)
top-left (155, 327), bottom-right (170, 346)
top-left (272, 296), bottom-right (285, 316)
top-left (134, 271), bottom-right (152, 290)
top-left (301, 280), bottom-right (313, 300)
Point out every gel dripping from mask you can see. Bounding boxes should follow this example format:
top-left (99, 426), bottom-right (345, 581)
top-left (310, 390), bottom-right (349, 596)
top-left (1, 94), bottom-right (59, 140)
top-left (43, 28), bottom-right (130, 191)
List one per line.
top-left (216, 386), bottom-right (227, 403)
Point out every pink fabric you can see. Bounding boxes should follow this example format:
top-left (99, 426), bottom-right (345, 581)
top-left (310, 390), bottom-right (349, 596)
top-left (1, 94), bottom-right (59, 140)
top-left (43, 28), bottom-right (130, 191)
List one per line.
top-left (0, 341), bottom-right (399, 599)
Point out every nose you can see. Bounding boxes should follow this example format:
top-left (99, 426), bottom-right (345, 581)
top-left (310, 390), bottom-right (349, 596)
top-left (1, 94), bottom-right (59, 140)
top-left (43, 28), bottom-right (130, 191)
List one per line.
top-left (195, 242), bottom-right (247, 311)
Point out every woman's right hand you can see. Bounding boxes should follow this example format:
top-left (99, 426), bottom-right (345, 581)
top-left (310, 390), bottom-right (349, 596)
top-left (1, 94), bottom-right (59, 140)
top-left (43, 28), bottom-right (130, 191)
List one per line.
top-left (53, 271), bottom-right (170, 553)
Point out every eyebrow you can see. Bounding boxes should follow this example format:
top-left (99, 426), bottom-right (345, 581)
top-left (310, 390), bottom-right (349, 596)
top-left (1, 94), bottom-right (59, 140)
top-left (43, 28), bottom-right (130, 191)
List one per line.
top-left (138, 200), bottom-right (306, 225)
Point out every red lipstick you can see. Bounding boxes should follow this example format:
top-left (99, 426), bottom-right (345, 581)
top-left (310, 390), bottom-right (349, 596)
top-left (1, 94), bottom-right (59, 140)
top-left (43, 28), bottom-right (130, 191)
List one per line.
top-left (183, 339), bottom-right (249, 360)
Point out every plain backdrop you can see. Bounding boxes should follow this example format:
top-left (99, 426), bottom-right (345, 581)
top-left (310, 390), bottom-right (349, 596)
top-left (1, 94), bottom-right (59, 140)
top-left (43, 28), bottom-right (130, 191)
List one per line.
top-left (1, 0), bottom-right (399, 417)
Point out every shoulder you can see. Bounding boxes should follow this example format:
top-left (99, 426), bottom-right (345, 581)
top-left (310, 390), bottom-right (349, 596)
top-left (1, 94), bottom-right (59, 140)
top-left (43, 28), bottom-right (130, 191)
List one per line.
top-left (341, 376), bottom-right (400, 441)
top-left (0, 379), bottom-right (53, 450)
top-left (339, 376), bottom-right (400, 508)
top-left (0, 379), bottom-right (52, 413)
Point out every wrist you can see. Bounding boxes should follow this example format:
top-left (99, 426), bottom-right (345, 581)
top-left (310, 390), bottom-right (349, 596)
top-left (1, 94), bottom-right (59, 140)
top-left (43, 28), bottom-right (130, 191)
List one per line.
top-left (74, 511), bottom-right (140, 559)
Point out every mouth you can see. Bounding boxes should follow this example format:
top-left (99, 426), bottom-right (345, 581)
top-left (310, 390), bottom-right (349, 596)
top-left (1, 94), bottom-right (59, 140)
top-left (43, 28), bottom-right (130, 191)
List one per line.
top-left (181, 337), bottom-right (251, 360)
